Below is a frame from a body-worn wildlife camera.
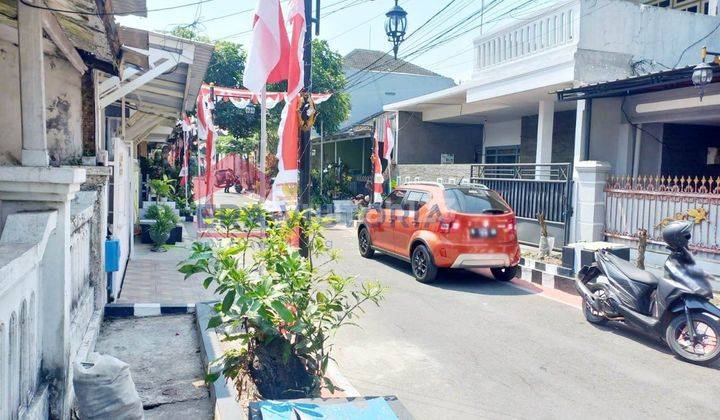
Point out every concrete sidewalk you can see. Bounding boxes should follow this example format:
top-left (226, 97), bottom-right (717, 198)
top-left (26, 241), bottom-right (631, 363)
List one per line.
top-left (96, 315), bottom-right (212, 419)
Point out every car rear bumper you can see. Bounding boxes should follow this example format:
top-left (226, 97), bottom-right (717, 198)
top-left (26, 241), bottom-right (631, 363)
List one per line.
top-left (450, 253), bottom-right (511, 268)
top-left (430, 240), bottom-right (521, 268)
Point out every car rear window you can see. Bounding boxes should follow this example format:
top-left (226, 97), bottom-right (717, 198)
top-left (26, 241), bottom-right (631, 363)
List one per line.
top-left (443, 187), bottom-right (510, 214)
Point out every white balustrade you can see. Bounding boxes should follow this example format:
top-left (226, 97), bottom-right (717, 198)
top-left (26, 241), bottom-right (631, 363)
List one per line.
top-left (474, 1), bottom-right (578, 72)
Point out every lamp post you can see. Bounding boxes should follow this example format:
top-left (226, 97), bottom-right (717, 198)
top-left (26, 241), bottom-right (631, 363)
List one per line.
top-left (385, 0), bottom-right (408, 59)
top-left (692, 46), bottom-right (718, 100)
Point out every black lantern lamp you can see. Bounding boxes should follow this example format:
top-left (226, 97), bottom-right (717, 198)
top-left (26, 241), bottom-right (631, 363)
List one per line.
top-left (385, 0), bottom-right (407, 59)
top-left (692, 46), bottom-right (718, 100)
top-left (244, 103), bottom-right (256, 116)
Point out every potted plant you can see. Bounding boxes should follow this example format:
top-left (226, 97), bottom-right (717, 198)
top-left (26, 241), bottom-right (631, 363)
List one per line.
top-left (149, 176), bottom-right (175, 203)
top-left (537, 212), bottom-right (554, 258)
top-left (82, 150), bottom-right (96, 166)
top-left (146, 204), bottom-right (179, 252)
top-left (174, 196), bottom-right (195, 222)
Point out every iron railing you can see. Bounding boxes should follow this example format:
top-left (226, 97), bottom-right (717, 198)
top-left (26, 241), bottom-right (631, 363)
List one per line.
top-left (470, 163), bottom-right (573, 224)
top-left (605, 175), bottom-right (720, 255)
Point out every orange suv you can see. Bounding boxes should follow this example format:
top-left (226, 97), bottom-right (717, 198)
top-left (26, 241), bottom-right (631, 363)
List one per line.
top-left (358, 182), bottom-right (521, 283)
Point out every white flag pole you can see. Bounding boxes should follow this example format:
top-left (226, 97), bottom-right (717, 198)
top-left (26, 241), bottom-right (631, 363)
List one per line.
top-left (259, 87), bottom-right (268, 200)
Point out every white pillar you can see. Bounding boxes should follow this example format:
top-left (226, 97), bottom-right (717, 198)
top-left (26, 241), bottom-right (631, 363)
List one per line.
top-left (18, 0), bottom-right (49, 166)
top-left (710, 0), bottom-right (719, 16)
top-left (575, 161), bottom-right (611, 242)
top-left (572, 100), bottom-right (588, 164)
top-left (535, 99), bottom-right (555, 178)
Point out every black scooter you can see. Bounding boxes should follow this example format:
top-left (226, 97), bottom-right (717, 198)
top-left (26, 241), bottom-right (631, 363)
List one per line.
top-left (575, 220), bottom-right (720, 365)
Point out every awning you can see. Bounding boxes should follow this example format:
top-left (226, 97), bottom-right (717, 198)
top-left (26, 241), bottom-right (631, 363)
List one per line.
top-left (556, 65), bottom-right (719, 102)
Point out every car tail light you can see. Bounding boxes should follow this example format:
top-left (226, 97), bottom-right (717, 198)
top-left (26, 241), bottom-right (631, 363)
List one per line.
top-left (438, 212), bottom-right (456, 233)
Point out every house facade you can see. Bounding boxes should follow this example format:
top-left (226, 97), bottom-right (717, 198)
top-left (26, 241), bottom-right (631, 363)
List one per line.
top-left (382, 0), bottom-right (720, 278)
top-left (0, 1), bottom-right (146, 418)
top-left (0, 1), bottom-right (211, 418)
top-left (312, 49), bottom-right (456, 194)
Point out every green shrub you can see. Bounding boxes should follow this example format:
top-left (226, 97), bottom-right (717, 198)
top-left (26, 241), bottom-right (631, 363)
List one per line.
top-left (147, 204), bottom-right (179, 251)
top-left (179, 206), bottom-right (385, 395)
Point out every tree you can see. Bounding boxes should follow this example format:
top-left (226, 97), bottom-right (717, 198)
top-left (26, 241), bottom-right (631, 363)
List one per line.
top-left (216, 134), bottom-right (258, 157)
top-left (311, 39), bottom-right (350, 134)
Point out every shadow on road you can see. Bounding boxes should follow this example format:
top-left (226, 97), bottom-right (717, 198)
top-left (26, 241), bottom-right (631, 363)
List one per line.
top-left (370, 252), bottom-right (536, 297)
top-left (589, 320), bottom-right (720, 370)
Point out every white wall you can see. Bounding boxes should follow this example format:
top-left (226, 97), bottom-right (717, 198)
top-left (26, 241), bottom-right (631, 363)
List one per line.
top-left (579, 0), bottom-right (720, 73)
top-left (483, 119), bottom-right (521, 151)
top-left (0, 39), bottom-right (83, 165)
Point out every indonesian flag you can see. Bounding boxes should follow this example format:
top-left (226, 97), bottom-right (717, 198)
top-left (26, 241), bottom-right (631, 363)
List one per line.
top-left (269, 0), bottom-right (306, 206)
top-left (383, 116), bottom-right (395, 160)
top-left (373, 125), bottom-right (384, 203)
top-left (196, 87), bottom-right (216, 202)
top-left (242, 0), bottom-right (290, 93)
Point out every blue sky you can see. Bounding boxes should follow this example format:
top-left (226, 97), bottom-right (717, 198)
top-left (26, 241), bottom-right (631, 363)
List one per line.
top-left (117, 0), bottom-right (560, 82)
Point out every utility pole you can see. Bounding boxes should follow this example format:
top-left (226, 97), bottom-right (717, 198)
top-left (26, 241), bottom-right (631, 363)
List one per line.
top-left (298, 0), bottom-right (317, 258)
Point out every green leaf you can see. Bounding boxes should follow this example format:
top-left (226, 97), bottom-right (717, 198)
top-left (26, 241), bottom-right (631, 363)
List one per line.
top-left (222, 290), bottom-right (236, 313)
top-left (203, 276), bottom-right (214, 289)
top-left (205, 372), bottom-right (221, 383)
top-left (206, 315), bottom-right (223, 329)
top-left (271, 300), bottom-right (295, 324)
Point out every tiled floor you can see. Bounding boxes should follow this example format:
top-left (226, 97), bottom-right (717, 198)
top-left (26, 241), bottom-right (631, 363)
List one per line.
top-left (117, 221), bottom-right (218, 304)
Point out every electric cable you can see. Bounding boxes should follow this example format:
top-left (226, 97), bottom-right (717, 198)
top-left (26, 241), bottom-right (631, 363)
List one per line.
top-left (18, 0), bottom-right (216, 16)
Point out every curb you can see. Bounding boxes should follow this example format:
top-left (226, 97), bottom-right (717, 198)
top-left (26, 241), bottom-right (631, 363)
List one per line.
top-left (104, 303), bottom-right (196, 318)
top-left (517, 257), bottom-right (578, 296)
top-left (196, 301), bottom-right (242, 420)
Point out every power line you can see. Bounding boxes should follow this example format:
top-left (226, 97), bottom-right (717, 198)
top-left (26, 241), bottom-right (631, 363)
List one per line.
top-left (343, 0), bottom-right (506, 91)
top-left (18, 0), bottom-right (216, 16)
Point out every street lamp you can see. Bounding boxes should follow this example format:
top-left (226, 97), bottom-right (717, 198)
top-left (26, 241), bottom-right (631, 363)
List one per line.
top-left (385, 0), bottom-right (407, 59)
top-left (244, 103), bottom-right (255, 116)
top-left (692, 46), bottom-right (718, 100)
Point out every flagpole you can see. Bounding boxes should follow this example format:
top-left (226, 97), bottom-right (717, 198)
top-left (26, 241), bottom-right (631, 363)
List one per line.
top-left (298, 0), bottom-right (314, 258)
top-left (259, 87), bottom-right (267, 199)
top-left (319, 119), bottom-right (323, 196)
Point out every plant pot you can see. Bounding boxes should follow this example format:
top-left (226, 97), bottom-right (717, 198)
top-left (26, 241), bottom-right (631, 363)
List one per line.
top-left (538, 236), bottom-right (556, 256)
top-left (82, 156), bottom-right (96, 166)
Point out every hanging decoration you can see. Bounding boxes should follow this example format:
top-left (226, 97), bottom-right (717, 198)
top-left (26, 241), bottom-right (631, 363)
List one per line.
top-left (372, 125), bottom-right (384, 203)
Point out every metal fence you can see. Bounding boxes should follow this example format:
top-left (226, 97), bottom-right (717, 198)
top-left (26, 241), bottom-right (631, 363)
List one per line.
top-left (605, 175), bottom-right (720, 255)
top-left (470, 163), bottom-right (573, 223)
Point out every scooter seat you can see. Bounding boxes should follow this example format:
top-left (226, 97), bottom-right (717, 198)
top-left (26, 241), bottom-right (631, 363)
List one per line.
top-left (599, 251), bottom-right (660, 286)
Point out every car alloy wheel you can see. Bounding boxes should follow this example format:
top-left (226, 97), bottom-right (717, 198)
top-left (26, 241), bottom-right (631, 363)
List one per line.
top-left (412, 251), bottom-right (427, 278)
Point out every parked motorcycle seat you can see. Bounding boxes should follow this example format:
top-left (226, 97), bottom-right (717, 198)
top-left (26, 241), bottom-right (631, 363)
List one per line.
top-left (599, 252), bottom-right (660, 286)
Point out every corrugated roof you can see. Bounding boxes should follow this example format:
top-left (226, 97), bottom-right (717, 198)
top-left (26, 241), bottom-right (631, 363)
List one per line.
top-left (343, 48), bottom-right (448, 78)
top-left (555, 65), bottom-right (713, 101)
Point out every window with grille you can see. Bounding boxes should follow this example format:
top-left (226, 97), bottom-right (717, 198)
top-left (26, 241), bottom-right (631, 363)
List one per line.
top-left (643, 0), bottom-right (710, 14)
top-left (484, 146), bottom-right (520, 164)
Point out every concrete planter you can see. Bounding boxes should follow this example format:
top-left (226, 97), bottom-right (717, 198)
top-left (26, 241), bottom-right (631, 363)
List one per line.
top-left (139, 220), bottom-right (182, 245)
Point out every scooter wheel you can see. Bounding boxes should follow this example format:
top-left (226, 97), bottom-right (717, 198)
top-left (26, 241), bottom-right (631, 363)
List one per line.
top-left (582, 286), bottom-right (608, 325)
top-left (665, 312), bottom-right (720, 366)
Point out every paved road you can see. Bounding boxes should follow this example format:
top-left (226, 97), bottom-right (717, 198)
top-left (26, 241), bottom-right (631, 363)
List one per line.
top-left (323, 228), bottom-right (720, 420)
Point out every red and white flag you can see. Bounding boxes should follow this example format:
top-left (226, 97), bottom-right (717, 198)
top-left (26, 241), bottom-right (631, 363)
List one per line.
top-left (242, 0), bottom-right (290, 93)
top-left (269, 0), bottom-right (306, 207)
top-left (383, 116), bottom-right (395, 160)
top-left (196, 87), bottom-right (217, 201)
top-left (373, 126), bottom-right (384, 203)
